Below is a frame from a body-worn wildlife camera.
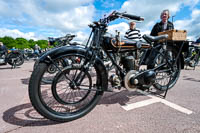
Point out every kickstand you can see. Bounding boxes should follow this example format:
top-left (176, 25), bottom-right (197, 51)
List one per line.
top-left (162, 76), bottom-right (172, 98)
top-left (147, 76), bottom-right (171, 99)
top-left (11, 59), bottom-right (16, 69)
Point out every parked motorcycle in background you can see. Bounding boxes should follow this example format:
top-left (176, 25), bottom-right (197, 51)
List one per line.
top-left (33, 34), bottom-right (79, 84)
top-left (184, 41), bottom-right (200, 69)
top-left (0, 50), bottom-right (24, 68)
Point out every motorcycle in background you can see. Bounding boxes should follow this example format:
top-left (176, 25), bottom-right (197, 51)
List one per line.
top-left (0, 50), bottom-right (24, 68)
top-left (184, 42), bottom-right (200, 69)
top-left (33, 34), bottom-right (79, 84)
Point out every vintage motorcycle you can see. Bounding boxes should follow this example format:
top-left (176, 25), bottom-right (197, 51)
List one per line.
top-left (29, 11), bottom-right (185, 122)
top-left (184, 42), bottom-right (200, 69)
top-left (33, 34), bottom-right (79, 84)
top-left (0, 50), bottom-right (24, 68)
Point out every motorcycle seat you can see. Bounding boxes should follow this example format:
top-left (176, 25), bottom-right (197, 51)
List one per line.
top-left (143, 34), bottom-right (168, 42)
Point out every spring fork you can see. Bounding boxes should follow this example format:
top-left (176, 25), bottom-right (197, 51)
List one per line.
top-left (47, 56), bottom-right (73, 83)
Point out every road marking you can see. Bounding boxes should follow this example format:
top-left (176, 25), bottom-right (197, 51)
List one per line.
top-left (121, 89), bottom-right (193, 115)
top-left (122, 98), bottom-right (160, 111)
top-left (160, 99), bottom-right (193, 115)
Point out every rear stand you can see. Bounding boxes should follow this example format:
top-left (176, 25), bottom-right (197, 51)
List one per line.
top-left (146, 77), bottom-right (171, 99)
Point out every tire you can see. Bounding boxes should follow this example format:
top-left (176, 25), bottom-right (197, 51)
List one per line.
top-left (29, 54), bottom-right (104, 122)
top-left (33, 59), bottom-right (39, 70)
top-left (7, 52), bottom-right (24, 66)
top-left (153, 46), bottom-right (181, 91)
top-left (189, 54), bottom-right (199, 67)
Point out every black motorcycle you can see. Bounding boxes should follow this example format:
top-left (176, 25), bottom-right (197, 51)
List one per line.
top-left (33, 34), bottom-right (79, 84)
top-left (0, 50), bottom-right (24, 68)
top-left (184, 42), bottom-right (200, 69)
top-left (29, 11), bottom-right (185, 122)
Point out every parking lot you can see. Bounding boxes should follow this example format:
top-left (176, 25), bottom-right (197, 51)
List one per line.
top-left (0, 61), bottom-right (200, 133)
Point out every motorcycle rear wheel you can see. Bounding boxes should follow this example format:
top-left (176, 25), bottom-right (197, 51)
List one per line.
top-left (7, 52), bottom-right (24, 66)
top-left (153, 46), bottom-right (181, 91)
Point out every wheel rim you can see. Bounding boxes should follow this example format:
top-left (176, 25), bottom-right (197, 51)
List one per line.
top-left (37, 55), bottom-right (100, 115)
top-left (51, 66), bottom-right (92, 105)
top-left (154, 49), bottom-right (180, 90)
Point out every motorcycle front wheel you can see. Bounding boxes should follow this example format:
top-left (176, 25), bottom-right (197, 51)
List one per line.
top-left (29, 54), bottom-right (104, 122)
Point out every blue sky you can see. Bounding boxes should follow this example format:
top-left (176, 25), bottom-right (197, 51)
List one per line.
top-left (0, 0), bottom-right (200, 41)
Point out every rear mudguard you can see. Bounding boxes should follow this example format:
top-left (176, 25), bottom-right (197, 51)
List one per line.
top-left (39, 46), bottom-right (108, 91)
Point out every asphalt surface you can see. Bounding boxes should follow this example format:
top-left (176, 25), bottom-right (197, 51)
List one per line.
top-left (0, 61), bottom-right (200, 133)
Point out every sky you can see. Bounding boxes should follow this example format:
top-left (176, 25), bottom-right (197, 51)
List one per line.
top-left (0, 0), bottom-right (200, 42)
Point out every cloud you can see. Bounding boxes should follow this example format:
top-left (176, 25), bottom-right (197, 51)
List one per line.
top-left (0, 0), bottom-right (95, 34)
top-left (174, 9), bottom-right (200, 40)
top-left (0, 28), bottom-right (40, 40)
top-left (107, 22), bottom-right (129, 36)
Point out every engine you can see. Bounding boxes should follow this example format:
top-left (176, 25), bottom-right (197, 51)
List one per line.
top-left (124, 70), bottom-right (156, 91)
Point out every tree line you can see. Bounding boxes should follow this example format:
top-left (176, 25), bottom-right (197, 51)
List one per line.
top-left (0, 36), bottom-right (49, 49)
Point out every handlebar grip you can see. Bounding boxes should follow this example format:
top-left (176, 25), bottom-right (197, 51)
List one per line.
top-left (121, 13), bottom-right (144, 21)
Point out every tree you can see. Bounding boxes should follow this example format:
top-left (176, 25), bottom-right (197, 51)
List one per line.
top-left (15, 38), bottom-right (29, 49)
top-left (0, 36), bottom-right (16, 49)
top-left (36, 40), bottom-right (48, 49)
top-left (28, 39), bottom-right (36, 49)
top-left (0, 36), bottom-right (49, 49)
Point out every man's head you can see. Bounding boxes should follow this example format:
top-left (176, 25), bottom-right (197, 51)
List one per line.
top-left (129, 21), bottom-right (136, 30)
top-left (0, 42), bottom-right (3, 46)
top-left (160, 9), bottom-right (170, 23)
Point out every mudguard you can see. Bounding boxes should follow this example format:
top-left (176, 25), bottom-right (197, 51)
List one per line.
top-left (39, 46), bottom-right (108, 91)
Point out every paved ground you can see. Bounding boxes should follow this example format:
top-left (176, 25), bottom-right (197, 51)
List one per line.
top-left (0, 61), bottom-right (200, 133)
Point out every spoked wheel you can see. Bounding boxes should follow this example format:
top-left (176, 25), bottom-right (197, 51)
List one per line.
top-left (29, 54), bottom-right (104, 122)
top-left (153, 46), bottom-right (181, 91)
top-left (7, 52), bottom-right (24, 66)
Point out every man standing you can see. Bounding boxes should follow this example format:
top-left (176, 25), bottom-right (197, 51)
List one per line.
top-left (150, 9), bottom-right (174, 36)
top-left (125, 21), bottom-right (141, 41)
top-left (147, 9), bottom-right (174, 69)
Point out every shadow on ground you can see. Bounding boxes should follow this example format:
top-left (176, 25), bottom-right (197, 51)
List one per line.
top-left (3, 103), bottom-right (59, 126)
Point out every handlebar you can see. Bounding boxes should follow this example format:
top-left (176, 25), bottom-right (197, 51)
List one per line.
top-left (48, 34), bottom-right (76, 46)
top-left (119, 13), bottom-right (144, 21)
top-left (94, 11), bottom-right (144, 26)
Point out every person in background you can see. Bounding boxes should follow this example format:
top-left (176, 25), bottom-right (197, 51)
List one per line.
top-left (150, 9), bottom-right (174, 36)
top-left (0, 42), bottom-right (8, 55)
top-left (10, 47), bottom-right (16, 51)
top-left (146, 9), bottom-right (174, 69)
top-left (34, 44), bottom-right (41, 57)
top-left (125, 21), bottom-right (141, 41)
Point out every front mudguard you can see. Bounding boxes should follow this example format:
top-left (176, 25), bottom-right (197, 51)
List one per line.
top-left (39, 46), bottom-right (108, 91)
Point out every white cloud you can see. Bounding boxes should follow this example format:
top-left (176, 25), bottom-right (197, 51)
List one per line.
top-left (0, 0), bottom-right (199, 42)
top-left (0, 28), bottom-right (40, 40)
top-left (174, 9), bottom-right (200, 40)
top-left (0, 0), bottom-right (95, 33)
top-left (107, 22), bottom-right (129, 36)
